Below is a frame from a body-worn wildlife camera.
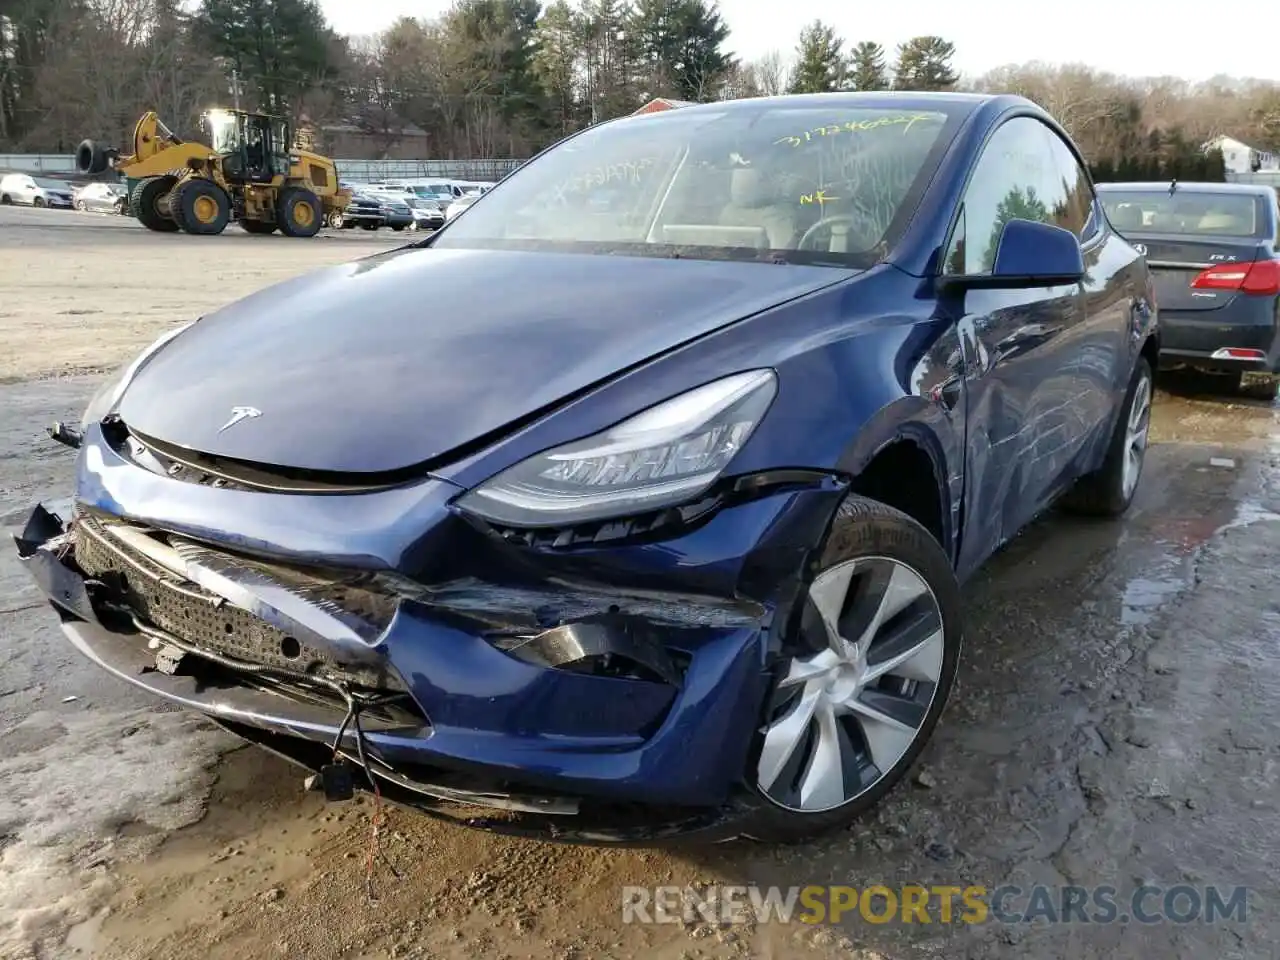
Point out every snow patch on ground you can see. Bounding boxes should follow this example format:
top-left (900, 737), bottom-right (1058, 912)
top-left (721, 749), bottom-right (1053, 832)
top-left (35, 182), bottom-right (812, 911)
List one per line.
top-left (0, 706), bottom-right (232, 959)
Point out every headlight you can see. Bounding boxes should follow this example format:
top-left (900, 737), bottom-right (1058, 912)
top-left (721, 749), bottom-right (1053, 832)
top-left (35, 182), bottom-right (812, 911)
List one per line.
top-left (80, 321), bottom-right (195, 430)
top-left (456, 369), bottom-right (777, 527)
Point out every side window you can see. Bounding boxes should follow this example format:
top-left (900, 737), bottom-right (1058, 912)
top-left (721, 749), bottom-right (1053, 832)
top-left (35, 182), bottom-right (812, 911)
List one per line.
top-left (1042, 128), bottom-right (1098, 241)
top-left (946, 117), bottom-right (1073, 275)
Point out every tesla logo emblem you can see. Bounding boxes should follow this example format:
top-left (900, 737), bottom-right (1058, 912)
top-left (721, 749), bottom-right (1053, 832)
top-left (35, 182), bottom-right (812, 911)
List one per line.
top-left (218, 406), bottom-right (262, 432)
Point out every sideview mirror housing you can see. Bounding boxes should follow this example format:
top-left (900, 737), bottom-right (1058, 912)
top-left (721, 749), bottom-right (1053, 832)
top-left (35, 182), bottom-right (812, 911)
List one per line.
top-left (940, 219), bottom-right (1085, 292)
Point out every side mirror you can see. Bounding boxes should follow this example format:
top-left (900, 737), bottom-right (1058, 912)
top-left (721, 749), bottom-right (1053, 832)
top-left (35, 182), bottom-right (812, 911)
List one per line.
top-left (941, 219), bottom-right (1084, 292)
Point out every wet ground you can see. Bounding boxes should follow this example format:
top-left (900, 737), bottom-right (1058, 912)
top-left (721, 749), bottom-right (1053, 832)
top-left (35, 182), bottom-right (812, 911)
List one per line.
top-left (1, 205), bottom-right (1279, 960)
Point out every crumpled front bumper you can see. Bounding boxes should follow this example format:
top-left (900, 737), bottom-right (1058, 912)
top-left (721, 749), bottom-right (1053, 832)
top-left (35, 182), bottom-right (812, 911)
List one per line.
top-left (14, 425), bottom-right (848, 831)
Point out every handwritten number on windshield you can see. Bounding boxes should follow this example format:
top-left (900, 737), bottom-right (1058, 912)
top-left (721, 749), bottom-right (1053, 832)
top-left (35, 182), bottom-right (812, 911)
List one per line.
top-left (774, 114), bottom-right (939, 148)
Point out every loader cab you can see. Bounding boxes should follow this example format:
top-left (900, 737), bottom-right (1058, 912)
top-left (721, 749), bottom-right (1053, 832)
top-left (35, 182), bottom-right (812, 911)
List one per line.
top-left (202, 109), bottom-right (293, 184)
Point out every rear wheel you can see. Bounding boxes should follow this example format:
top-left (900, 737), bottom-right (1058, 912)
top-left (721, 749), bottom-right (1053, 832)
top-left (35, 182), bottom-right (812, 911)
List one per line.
top-left (740, 497), bottom-right (963, 843)
top-left (0, 194), bottom-right (11, 205)
top-left (1062, 356), bottom-right (1152, 518)
top-left (171, 178), bottom-right (231, 235)
top-left (276, 186), bottom-right (322, 238)
top-left (130, 176), bottom-right (179, 232)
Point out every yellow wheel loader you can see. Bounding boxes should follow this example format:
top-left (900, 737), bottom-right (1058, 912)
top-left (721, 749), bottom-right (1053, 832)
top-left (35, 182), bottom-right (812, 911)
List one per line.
top-left (76, 109), bottom-right (350, 237)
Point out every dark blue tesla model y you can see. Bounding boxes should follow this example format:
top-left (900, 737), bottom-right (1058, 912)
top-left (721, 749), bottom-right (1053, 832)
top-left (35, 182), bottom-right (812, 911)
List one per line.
top-left (15, 92), bottom-right (1158, 843)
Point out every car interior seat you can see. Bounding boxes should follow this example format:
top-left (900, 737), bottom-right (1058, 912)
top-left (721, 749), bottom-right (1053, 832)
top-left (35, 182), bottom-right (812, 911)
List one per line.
top-left (1107, 203), bottom-right (1145, 233)
top-left (719, 167), bottom-right (797, 249)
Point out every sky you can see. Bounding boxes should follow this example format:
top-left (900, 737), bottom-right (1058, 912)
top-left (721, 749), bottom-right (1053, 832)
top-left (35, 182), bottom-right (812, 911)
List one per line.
top-left (320, 0), bottom-right (1280, 83)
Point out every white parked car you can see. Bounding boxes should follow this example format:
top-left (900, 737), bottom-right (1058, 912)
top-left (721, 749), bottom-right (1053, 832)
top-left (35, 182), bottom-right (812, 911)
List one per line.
top-left (74, 181), bottom-right (128, 214)
top-left (0, 173), bottom-right (75, 209)
top-left (444, 193), bottom-right (479, 221)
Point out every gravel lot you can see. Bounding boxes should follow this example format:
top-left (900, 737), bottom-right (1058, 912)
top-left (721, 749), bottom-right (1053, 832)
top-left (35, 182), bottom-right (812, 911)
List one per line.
top-left (1, 204), bottom-right (1278, 960)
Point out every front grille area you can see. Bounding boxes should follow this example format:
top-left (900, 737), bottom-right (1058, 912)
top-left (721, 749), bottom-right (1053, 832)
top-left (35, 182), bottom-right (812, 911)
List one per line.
top-left (74, 515), bottom-right (405, 692)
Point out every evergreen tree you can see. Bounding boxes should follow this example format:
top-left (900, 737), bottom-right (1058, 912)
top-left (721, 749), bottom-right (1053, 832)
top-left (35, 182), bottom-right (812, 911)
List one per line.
top-left (787, 20), bottom-right (844, 94)
top-left (847, 40), bottom-right (888, 91)
top-left (892, 35), bottom-right (958, 91)
top-left (628, 0), bottom-right (732, 102)
top-left (195, 0), bottom-right (337, 112)
top-left (534, 0), bottom-right (584, 134)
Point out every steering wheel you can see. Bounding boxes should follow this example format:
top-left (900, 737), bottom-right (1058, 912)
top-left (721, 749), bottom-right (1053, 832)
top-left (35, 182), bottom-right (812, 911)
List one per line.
top-left (797, 213), bottom-right (863, 251)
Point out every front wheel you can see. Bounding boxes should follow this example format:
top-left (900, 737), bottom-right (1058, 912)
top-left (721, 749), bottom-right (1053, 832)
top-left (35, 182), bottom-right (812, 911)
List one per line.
top-left (1062, 356), bottom-right (1152, 517)
top-left (32, 196), bottom-right (45, 208)
top-left (740, 496), bottom-right (963, 843)
top-left (326, 210), bottom-right (344, 229)
top-left (276, 186), bottom-right (322, 237)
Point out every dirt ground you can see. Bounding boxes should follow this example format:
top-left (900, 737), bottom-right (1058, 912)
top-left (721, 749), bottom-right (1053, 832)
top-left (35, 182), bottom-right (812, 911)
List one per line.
top-left (1, 204), bottom-right (1278, 960)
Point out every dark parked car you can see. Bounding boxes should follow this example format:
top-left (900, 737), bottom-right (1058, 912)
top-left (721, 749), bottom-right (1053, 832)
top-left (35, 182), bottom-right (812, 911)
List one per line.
top-left (336, 193), bottom-right (384, 230)
top-left (403, 196), bottom-right (445, 231)
top-left (376, 194), bottom-right (415, 232)
top-left (16, 92), bottom-right (1157, 843)
top-left (1097, 181), bottom-right (1279, 393)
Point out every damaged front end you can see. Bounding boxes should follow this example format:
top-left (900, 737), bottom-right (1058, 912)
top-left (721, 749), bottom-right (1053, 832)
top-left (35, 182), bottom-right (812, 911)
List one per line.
top-left (15, 419), bottom-right (849, 842)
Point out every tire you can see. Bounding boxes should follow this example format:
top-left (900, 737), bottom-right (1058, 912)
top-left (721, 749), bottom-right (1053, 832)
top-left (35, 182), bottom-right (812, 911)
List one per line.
top-left (240, 219), bottom-right (277, 235)
top-left (171, 178), bottom-right (231, 235)
top-left (75, 138), bottom-right (109, 175)
top-left (74, 200), bottom-right (86, 211)
top-left (0, 194), bottom-right (11, 205)
top-left (326, 210), bottom-right (344, 229)
top-left (276, 186), bottom-right (322, 238)
top-left (130, 176), bottom-right (179, 232)
top-left (1061, 356), bottom-right (1153, 518)
top-left (33, 196), bottom-right (44, 208)
top-left (739, 496), bottom-right (963, 844)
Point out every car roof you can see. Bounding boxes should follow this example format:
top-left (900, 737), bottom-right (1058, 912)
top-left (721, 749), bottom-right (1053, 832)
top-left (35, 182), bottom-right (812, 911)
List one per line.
top-left (614, 90), bottom-right (1001, 124)
top-left (1096, 181), bottom-right (1273, 196)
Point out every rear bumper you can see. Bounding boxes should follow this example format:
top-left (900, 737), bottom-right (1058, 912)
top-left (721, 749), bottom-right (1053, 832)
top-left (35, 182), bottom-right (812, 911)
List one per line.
top-left (13, 426), bottom-right (846, 830)
top-left (1156, 302), bottom-right (1280, 373)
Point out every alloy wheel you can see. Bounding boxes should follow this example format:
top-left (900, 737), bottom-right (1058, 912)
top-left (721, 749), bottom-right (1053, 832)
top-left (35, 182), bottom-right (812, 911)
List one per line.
top-left (1121, 370), bottom-right (1151, 500)
top-left (757, 556), bottom-right (946, 813)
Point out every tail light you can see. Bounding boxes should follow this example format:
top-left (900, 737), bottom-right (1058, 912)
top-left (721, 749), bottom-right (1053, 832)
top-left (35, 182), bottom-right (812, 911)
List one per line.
top-left (1191, 260), bottom-right (1280, 296)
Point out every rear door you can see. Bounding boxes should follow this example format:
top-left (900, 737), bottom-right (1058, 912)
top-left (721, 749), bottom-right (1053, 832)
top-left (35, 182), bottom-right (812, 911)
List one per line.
top-left (1098, 188), bottom-right (1272, 315)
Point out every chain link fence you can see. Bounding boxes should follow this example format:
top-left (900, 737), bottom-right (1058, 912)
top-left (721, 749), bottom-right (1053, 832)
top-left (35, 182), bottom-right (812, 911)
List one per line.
top-left (0, 154), bottom-right (525, 182)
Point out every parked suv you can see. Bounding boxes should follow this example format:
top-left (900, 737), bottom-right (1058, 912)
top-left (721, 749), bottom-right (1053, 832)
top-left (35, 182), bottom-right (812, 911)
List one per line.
top-left (0, 174), bottom-right (75, 208)
top-left (1099, 181), bottom-right (1280, 394)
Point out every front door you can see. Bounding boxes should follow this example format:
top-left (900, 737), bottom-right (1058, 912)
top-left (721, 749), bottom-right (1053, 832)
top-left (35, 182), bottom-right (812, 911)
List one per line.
top-left (947, 116), bottom-right (1096, 577)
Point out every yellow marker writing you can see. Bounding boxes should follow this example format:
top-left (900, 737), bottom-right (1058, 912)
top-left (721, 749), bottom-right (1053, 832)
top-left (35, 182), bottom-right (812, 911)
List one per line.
top-left (775, 113), bottom-right (939, 147)
top-left (799, 190), bottom-right (839, 205)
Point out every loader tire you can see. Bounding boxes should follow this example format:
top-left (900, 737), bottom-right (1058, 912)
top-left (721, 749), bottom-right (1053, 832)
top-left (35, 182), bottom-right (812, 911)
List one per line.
top-left (75, 139), bottom-right (109, 175)
top-left (276, 186), bottom-right (322, 238)
top-left (131, 176), bottom-right (179, 232)
top-left (171, 179), bottom-right (230, 235)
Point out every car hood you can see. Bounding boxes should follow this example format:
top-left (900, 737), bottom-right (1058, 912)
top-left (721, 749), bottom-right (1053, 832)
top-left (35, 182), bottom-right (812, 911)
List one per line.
top-left (117, 247), bottom-right (851, 475)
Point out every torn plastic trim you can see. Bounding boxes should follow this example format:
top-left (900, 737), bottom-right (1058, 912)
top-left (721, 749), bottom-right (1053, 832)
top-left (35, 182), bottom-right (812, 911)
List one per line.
top-left (501, 615), bottom-right (684, 686)
top-left (375, 572), bottom-right (767, 632)
top-left (215, 719), bottom-right (755, 843)
top-left (84, 515), bottom-right (383, 654)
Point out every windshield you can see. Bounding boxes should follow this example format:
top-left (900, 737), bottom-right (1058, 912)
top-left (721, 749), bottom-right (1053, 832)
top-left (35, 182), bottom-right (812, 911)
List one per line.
top-left (413, 184), bottom-right (454, 199)
top-left (1100, 189), bottom-right (1269, 239)
top-left (35, 178), bottom-right (68, 190)
top-left (205, 111), bottom-right (239, 154)
top-left (433, 104), bottom-right (955, 266)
